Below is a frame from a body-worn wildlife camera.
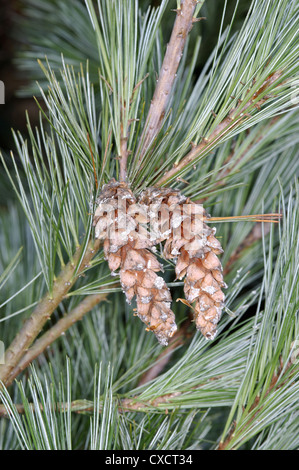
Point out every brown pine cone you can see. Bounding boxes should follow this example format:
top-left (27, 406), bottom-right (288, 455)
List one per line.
top-left (139, 187), bottom-right (226, 340)
top-left (93, 180), bottom-right (177, 345)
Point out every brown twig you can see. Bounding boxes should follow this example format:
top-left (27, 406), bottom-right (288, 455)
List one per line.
top-left (156, 71), bottom-right (283, 186)
top-left (196, 118), bottom-right (281, 204)
top-left (135, 0), bottom-right (198, 163)
top-left (0, 372), bottom-right (232, 417)
top-left (217, 421), bottom-right (237, 450)
top-left (4, 290), bottom-right (112, 387)
top-left (0, 392), bottom-right (184, 418)
top-left (0, 238), bottom-right (101, 387)
top-left (217, 357), bottom-right (295, 449)
top-left (157, 114), bottom-right (244, 186)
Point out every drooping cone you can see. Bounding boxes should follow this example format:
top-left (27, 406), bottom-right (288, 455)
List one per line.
top-left (139, 187), bottom-right (226, 340)
top-left (93, 179), bottom-right (177, 345)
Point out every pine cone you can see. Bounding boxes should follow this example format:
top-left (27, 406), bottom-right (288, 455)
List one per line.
top-left (139, 187), bottom-right (226, 340)
top-left (93, 180), bottom-right (177, 345)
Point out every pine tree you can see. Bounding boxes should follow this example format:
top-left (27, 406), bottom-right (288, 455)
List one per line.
top-left (0, 0), bottom-right (298, 450)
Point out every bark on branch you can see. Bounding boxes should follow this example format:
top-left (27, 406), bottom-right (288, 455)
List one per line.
top-left (135, 0), bottom-right (198, 162)
top-left (0, 238), bottom-right (101, 387)
top-left (4, 290), bottom-right (110, 387)
top-left (0, 391), bottom-right (184, 417)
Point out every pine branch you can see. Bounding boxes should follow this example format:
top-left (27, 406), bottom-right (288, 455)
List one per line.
top-left (0, 390), bottom-right (190, 416)
top-left (4, 290), bottom-right (110, 387)
top-left (218, 185), bottom-right (299, 449)
top-left (196, 116), bottom-right (282, 203)
top-left (0, 238), bottom-right (101, 387)
top-left (217, 357), bottom-right (296, 450)
top-left (1, 0), bottom-right (298, 451)
top-left (134, 0), bottom-right (199, 163)
top-left (157, 71), bottom-right (283, 185)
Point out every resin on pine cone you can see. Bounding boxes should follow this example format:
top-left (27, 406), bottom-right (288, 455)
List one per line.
top-left (93, 179), bottom-right (177, 345)
top-left (139, 187), bottom-right (226, 340)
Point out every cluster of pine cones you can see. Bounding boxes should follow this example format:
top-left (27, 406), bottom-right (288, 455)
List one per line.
top-left (93, 179), bottom-right (226, 345)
